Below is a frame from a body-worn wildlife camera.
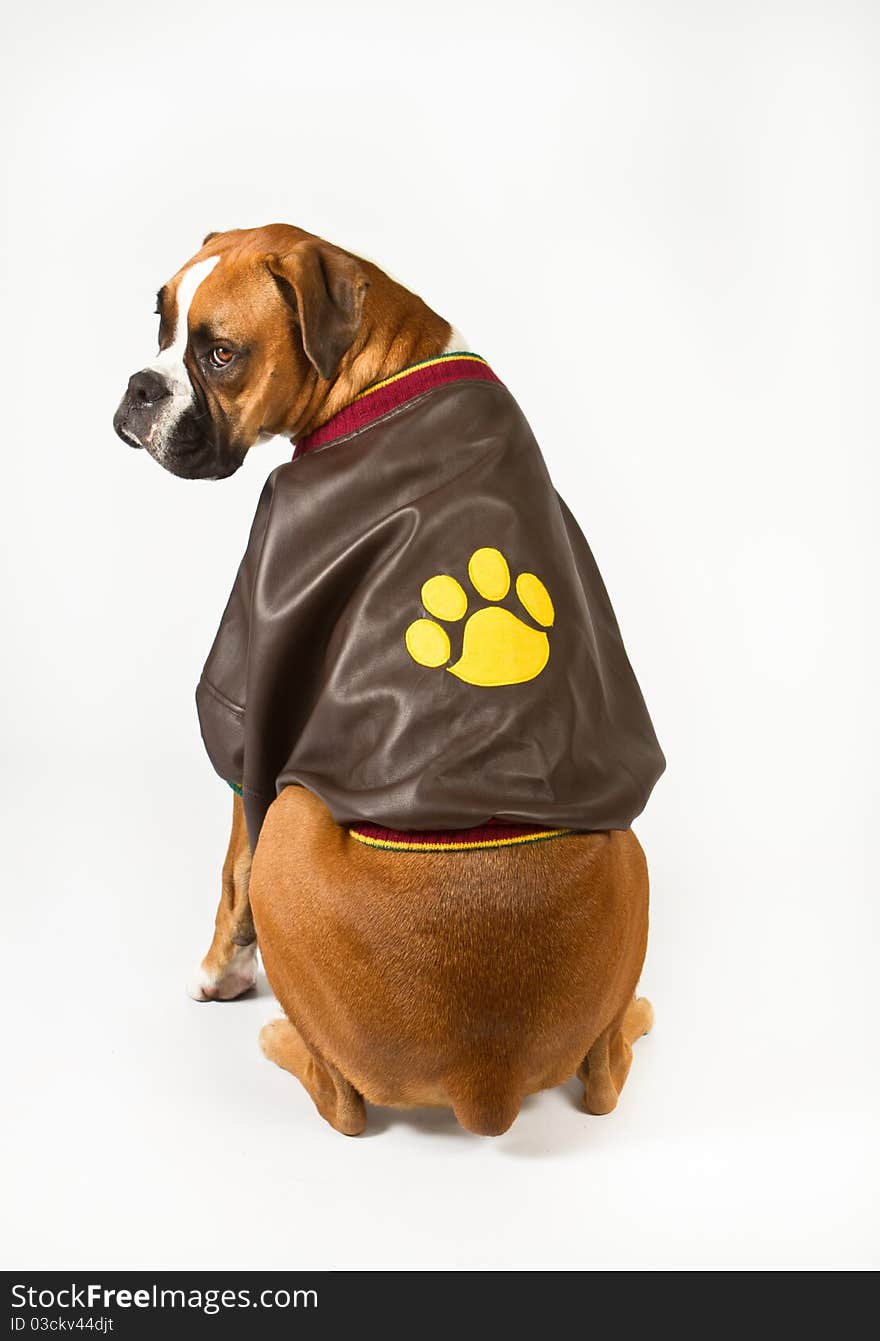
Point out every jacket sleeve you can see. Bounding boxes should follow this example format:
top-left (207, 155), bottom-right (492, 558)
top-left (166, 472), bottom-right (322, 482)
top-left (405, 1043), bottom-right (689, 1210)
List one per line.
top-left (195, 475), bottom-right (277, 787)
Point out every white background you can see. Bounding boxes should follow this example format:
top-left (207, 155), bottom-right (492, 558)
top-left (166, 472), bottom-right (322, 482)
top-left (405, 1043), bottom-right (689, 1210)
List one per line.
top-left (2, 0), bottom-right (877, 1271)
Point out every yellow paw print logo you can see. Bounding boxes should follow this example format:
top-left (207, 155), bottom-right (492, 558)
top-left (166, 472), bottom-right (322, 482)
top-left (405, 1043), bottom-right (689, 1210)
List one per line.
top-left (404, 547), bottom-right (555, 687)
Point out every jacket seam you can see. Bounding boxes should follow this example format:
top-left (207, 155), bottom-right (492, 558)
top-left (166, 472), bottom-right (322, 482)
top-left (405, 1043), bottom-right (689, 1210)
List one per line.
top-left (198, 676), bottom-right (245, 717)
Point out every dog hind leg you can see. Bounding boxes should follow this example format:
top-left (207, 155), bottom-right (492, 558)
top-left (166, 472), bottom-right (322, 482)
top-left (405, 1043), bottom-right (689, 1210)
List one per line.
top-left (189, 792), bottom-right (257, 1001)
top-left (577, 996), bottom-right (654, 1116)
top-left (260, 1017), bottom-right (367, 1136)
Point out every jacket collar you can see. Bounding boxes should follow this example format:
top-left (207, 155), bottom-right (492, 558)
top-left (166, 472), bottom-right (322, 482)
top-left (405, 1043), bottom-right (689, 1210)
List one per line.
top-left (293, 352), bottom-right (500, 458)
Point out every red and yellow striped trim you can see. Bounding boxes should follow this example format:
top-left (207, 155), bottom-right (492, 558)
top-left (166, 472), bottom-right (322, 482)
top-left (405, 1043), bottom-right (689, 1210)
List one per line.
top-left (351, 352), bottom-right (490, 401)
top-left (294, 352), bottom-right (501, 456)
top-left (348, 823), bottom-right (572, 853)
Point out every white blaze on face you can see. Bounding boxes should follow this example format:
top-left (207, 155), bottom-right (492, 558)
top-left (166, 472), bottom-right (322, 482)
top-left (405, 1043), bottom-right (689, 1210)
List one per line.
top-left (143, 254), bottom-right (221, 458)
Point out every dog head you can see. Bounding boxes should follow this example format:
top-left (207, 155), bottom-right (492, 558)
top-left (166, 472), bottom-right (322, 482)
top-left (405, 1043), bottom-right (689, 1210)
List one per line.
top-left (113, 224), bottom-right (371, 479)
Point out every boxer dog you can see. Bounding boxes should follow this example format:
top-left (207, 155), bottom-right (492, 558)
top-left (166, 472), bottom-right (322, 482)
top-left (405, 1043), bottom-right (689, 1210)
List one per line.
top-left (114, 224), bottom-right (655, 1136)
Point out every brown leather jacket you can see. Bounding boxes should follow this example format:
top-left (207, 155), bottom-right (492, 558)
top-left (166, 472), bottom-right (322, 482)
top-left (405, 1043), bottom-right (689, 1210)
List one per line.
top-left (196, 355), bottom-right (665, 848)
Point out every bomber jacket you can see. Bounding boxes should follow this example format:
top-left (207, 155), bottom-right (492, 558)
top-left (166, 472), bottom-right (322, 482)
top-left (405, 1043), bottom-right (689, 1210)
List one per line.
top-left (196, 353), bottom-right (665, 849)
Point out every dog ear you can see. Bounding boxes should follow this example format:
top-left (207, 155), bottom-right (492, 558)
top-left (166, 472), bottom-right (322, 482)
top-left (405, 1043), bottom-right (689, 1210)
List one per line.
top-left (202, 231), bottom-right (222, 245)
top-left (266, 241), bottom-right (369, 381)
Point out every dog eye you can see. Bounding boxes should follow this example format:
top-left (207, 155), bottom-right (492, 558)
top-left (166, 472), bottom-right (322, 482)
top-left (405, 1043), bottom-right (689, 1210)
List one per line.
top-left (207, 347), bottom-right (236, 369)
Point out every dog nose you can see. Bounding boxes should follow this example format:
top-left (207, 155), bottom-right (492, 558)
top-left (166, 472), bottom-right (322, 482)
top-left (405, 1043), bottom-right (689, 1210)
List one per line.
top-left (127, 369), bottom-right (170, 406)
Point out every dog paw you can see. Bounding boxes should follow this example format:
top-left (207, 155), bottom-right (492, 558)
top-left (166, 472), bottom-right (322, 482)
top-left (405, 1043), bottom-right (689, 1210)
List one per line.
top-left (259, 1017), bottom-right (292, 1060)
top-left (188, 942), bottom-right (258, 1002)
top-left (404, 546), bottom-right (555, 687)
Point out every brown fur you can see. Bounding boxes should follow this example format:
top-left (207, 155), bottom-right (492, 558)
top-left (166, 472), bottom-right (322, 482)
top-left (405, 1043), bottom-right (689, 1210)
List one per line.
top-left (188, 225), bottom-right (654, 1135)
top-left (162, 224), bottom-right (452, 453)
top-left (198, 789), bottom-right (652, 1136)
top-left (250, 788), bottom-right (651, 1136)
top-left (196, 792), bottom-right (254, 999)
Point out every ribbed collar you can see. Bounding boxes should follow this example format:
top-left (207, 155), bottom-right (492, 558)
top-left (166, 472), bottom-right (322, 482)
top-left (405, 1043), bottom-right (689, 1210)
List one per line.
top-left (293, 352), bottom-right (500, 458)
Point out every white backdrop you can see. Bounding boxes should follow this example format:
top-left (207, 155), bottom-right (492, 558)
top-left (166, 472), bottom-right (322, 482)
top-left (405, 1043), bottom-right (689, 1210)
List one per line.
top-left (2, 0), bottom-right (877, 1271)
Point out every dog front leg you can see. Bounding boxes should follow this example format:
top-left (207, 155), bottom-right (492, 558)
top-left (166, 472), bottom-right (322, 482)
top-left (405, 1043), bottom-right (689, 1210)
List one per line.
top-left (189, 792), bottom-right (257, 1001)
